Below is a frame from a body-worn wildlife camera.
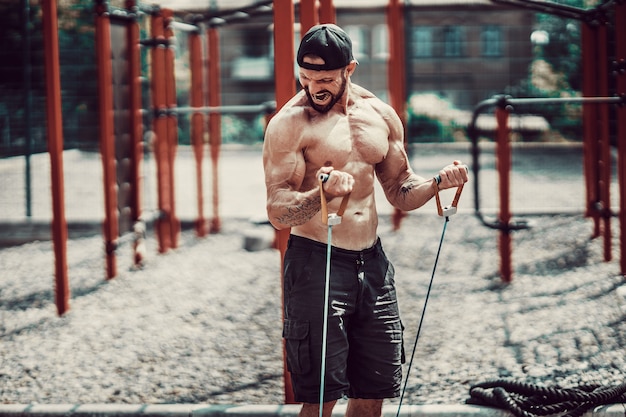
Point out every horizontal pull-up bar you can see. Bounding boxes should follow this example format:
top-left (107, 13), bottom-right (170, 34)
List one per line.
top-left (468, 93), bottom-right (624, 231)
top-left (145, 102), bottom-right (277, 118)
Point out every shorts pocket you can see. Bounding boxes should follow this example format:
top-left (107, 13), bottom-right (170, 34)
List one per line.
top-left (283, 319), bottom-right (310, 375)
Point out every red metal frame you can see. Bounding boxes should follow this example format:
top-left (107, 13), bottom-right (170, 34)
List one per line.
top-left (208, 26), bottom-right (222, 234)
top-left (582, 20), bottom-right (612, 262)
top-left (127, 0), bottom-right (144, 238)
top-left (95, 0), bottom-right (119, 279)
top-left (164, 9), bottom-right (181, 248)
top-left (300, 0), bottom-right (319, 34)
top-left (495, 105), bottom-right (513, 283)
top-left (616, 1), bottom-right (626, 274)
top-left (273, 0), bottom-right (297, 404)
top-left (190, 28), bottom-right (207, 237)
top-left (387, 0), bottom-right (408, 230)
top-left (597, 23), bottom-right (612, 262)
top-left (42, 0), bottom-right (70, 315)
top-left (150, 10), bottom-right (173, 253)
top-left (581, 23), bottom-right (599, 236)
top-left (319, 0), bottom-right (336, 23)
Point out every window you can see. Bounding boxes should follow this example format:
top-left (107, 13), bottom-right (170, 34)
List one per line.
top-left (344, 25), bottom-right (367, 60)
top-left (482, 25), bottom-right (502, 57)
top-left (372, 24), bottom-right (389, 59)
top-left (412, 27), bottom-right (433, 58)
top-left (443, 26), bottom-right (464, 57)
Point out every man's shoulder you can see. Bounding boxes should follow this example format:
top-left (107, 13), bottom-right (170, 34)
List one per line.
top-left (351, 84), bottom-right (399, 120)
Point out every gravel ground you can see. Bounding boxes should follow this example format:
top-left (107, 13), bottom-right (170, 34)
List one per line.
top-left (1, 145), bottom-right (625, 406)
top-left (1, 212), bottom-right (625, 406)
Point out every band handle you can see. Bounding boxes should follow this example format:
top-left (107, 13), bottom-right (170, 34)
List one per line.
top-left (432, 175), bottom-right (464, 217)
top-left (319, 174), bottom-right (350, 225)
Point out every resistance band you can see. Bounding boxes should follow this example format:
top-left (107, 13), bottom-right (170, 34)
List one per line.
top-left (396, 175), bottom-right (464, 417)
top-left (318, 173), bottom-right (350, 417)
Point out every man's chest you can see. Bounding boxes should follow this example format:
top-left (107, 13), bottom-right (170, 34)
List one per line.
top-left (302, 111), bottom-right (390, 167)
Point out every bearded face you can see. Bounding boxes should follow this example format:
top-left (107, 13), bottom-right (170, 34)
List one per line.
top-left (303, 71), bottom-right (348, 114)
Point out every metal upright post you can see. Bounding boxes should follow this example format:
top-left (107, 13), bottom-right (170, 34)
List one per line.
top-left (150, 9), bottom-right (173, 253)
top-left (95, 0), bottom-right (119, 279)
top-left (495, 102), bottom-right (512, 283)
top-left (190, 26), bottom-right (207, 237)
top-left (207, 24), bottom-right (222, 233)
top-left (163, 8), bottom-right (180, 248)
top-left (387, 0), bottom-right (408, 231)
top-left (615, 1), bottom-right (626, 274)
top-left (126, 0), bottom-right (144, 233)
top-left (300, 0), bottom-right (319, 33)
top-left (597, 22), bottom-right (612, 262)
top-left (272, 0), bottom-right (296, 404)
top-left (319, 0), bottom-right (335, 23)
top-left (581, 23), bottom-right (600, 238)
top-left (42, 0), bottom-right (70, 315)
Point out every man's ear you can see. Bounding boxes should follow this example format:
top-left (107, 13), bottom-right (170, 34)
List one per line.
top-left (346, 60), bottom-right (357, 77)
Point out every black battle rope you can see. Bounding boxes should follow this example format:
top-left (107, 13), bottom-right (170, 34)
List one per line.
top-left (468, 379), bottom-right (626, 417)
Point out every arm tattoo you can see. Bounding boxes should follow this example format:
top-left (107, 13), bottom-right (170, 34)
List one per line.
top-left (400, 179), bottom-right (418, 196)
top-left (274, 195), bottom-right (322, 226)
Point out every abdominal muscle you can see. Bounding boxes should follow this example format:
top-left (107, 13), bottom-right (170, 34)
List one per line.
top-left (291, 193), bottom-right (379, 251)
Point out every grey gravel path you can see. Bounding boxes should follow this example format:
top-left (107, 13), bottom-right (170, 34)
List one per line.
top-left (1, 144), bottom-right (625, 406)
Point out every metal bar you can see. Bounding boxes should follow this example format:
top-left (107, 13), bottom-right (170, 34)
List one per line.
top-left (207, 25), bottom-right (222, 233)
top-left (173, 103), bottom-right (276, 114)
top-left (170, 20), bottom-right (199, 33)
top-left (616, 0), bottom-right (626, 274)
top-left (300, 0), bottom-right (319, 35)
top-left (319, 0), bottom-right (336, 24)
top-left (387, 0), bottom-right (408, 231)
top-left (506, 96), bottom-right (622, 106)
top-left (581, 23), bottom-right (600, 237)
top-left (23, 0), bottom-right (32, 218)
top-left (597, 23), bottom-right (612, 262)
top-left (189, 28), bottom-right (207, 237)
top-left (495, 105), bottom-right (513, 283)
top-left (42, 0), bottom-right (70, 316)
top-left (468, 94), bottom-right (625, 231)
top-left (126, 0), bottom-right (144, 252)
top-left (197, 0), bottom-right (273, 23)
top-left (491, 0), bottom-right (586, 20)
top-left (163, 8), bottom-right (180, 249)
top-left (95, 0), bottom-right (119, 280)
top-left (150, 9), bottom-right (173, 253)
top-left (272, 0), bottom-right (296, 404)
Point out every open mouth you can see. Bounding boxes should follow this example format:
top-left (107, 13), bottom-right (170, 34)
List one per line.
top-left (314, 92), bottom-right (330, 101)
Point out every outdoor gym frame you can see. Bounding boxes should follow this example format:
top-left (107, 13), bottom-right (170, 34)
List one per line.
top-left (32, 0), bottom-right (626, 403)
top-left (468, 0), bottom-right (626, 283)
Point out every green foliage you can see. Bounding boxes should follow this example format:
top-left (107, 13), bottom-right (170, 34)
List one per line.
top-left (221, 115), bottom-right (265, 145)
top-left (407, 114), bottom-right (443, 143)
top-left (0, 0), bottom-right (98, 156)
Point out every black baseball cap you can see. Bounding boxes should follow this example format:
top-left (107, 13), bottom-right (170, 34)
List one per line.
top-left (297, 24), bottom-right (356, 71)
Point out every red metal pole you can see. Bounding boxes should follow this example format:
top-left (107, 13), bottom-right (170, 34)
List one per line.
top-left (207, 25), bottom-right (222, 234)
top-left (126, 0), bottom-right (143, 227)
top-left (42, 0), bottom-right (70, 315)
top-left (581, 23), bottom-right (600, 238)
top-left (387, 0), bottom-right (408, 231)
top-left (299, 0), bottom-right (319, 34)
top-left (597, 23), bottom-right (612, 262)
top-left (615, 1), bottom-right (626, 274)
top-left (496, 104), bottom-right (512, 283)
top-left (319, 0), bottom-right (336, 24)
top-left (126, 0), bottom-right (146, 267)
top-left (163, 9), bottom-right (180, 248)
top-left (95, 0), bottom-right (119, 279)
top-left (272, 0), bottom-right (296, 404)
top-left (190, 28), bottom-right (207, 237)
top-left (150, 10), bottom-right (173, 253)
